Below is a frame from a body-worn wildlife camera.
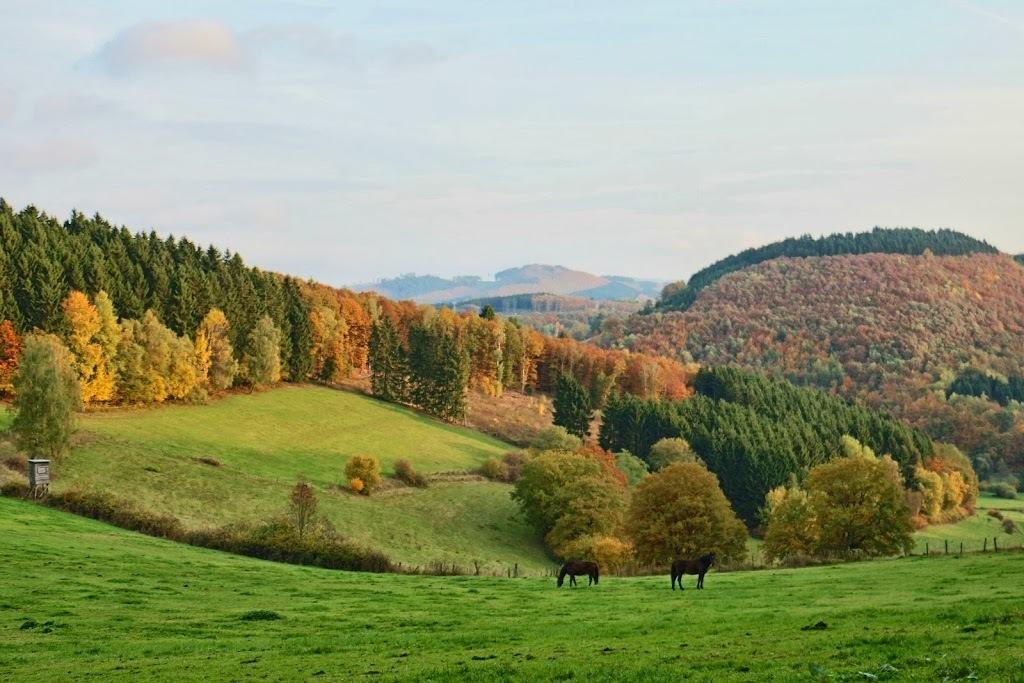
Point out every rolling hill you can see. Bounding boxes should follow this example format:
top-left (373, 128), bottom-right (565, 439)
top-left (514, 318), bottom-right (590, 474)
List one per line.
top-left (353, 264), bottom-right (663, 304)
top-left (0, 385), bottom-right (552, 572)
top-left (4, 495), bottom-right (1024, 681)
top-left (608, 249), bottom-right (1024, 476)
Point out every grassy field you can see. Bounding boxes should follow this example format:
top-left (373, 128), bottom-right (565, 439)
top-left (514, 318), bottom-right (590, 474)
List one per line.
top-left (912, 494), bottom-right (1024, 555)
top-left (3, 496), bottom-right (1024, 682)
top-left (1, 386), bottom-right (552, 572)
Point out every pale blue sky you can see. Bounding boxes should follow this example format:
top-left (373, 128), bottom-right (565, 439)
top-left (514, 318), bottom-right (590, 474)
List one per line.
top-left (2, 1), bottom-right (1022, 284)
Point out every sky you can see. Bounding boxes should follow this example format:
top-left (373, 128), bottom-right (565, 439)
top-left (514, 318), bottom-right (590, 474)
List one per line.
top-left (1, 1), bottom-right (1023, 285)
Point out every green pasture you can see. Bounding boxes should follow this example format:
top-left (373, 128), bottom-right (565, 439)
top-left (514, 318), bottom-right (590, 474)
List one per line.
top-left (2, 497), bottom-right (1023, 682)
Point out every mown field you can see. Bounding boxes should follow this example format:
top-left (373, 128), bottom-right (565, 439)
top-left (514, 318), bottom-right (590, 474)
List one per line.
top-left (912, 494), bottom-right (1024, 555)
top-left (2, 497), bottom-right (1024, 682)
top-left (0, 386), bottom-right (552, 573)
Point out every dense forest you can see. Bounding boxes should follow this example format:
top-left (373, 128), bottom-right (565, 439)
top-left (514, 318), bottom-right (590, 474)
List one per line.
top-left (947, 368), bottom-right (1024, 407)
top-left (601, 252), bottom-right (1024, 478)
top-left (598, 366), bottom-right (943, 524)
top-left (653, 227), bottom-right (998, 312)
top-left (0, 200), bottom-right (692, 419)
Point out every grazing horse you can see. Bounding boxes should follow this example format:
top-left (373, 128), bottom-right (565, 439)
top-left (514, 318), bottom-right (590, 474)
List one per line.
top-left (671, 553), bottom-right (716, 590)
top-left (557, 561), bottom-right (600, 587)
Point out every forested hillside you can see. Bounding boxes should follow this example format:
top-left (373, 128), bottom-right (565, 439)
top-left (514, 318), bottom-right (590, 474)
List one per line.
top-left (597, 367), bottom-right (974, 525)
top-left (607, 252), bottom-right (1024, 477)
top-left (654, 227), bottom-right (998, 311)
top-left (0, 200), bottom-right (691, 418)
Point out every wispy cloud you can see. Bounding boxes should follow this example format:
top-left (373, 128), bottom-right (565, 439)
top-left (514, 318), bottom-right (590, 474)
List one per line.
top-left (1, 137), bottom-right (98, 174)
top-left (95, 19), bottom-right (244, 75)
top-left (951, 0), bottom-right (1024, 34)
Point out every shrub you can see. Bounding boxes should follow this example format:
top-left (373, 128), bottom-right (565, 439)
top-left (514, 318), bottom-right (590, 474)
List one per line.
top-left (529, 426), bottom-right (582, 453)
top-left (288, 480), bottom-right (319, 537)
top-left (501, 450), bottom-right (529, 482)
top-left (478, 457), bottom-right (510, 482)
top-left (394, 459), bottom-right (428, 488)
top-left (188, 521), bottom-right (393, 573)
top-left (626, 462), bottom-right (748, 565)
top-left (345, 455), bottom-right (382, 495)
top-left (349, 478), bottom-right (364, 494)
top-left (987, 509), bottom-right (1004, 520)
top-left (1002, 518), bottom-right (1019, 534)
top-left (985, 481), bottom-right (1018, 499)
top-left (2, 455), bottom-right (27, 474)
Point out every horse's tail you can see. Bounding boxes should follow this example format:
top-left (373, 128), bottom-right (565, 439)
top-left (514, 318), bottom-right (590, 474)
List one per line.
top-left (593, 565), bottom-right (599, 585)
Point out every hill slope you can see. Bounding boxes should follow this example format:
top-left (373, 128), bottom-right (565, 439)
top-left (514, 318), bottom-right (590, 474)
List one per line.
top-left (1, 385), bottom-right (551, 571)
top-left (613, 252), bottom-right (1024, 474)
top-left (354, 264), bottom-right (663, 304)
top-left (4, 495), bottom-right (1024, 681)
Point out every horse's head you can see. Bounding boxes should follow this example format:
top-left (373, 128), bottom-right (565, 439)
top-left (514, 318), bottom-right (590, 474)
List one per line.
top-left (557, 573), bottom-right (564, 587)
top-left (705, 552), bottom-right (717, 567)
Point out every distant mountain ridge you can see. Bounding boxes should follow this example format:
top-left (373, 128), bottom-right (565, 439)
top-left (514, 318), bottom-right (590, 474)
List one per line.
top-left (353, 264), bottom-right (663, 304)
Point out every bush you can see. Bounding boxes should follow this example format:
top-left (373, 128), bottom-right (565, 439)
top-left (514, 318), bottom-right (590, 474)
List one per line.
top-left (984, 481), bottom-right (1018, 499)
top-left (1002, 518), bottom-right (1019, 535)
top-left (987, 509), bottom-right (1004, 520)
top-left (188, 521), bottom-right (393, 573)
top-left (478, 457), bottom-right (510, 482)
top-left (349, 478), bottom-right (364, 494)
top-left (529, 426), bottom-right (582, 453)
top-left (501, 451), bottom-right (529, 482)
top-left (345, 455), bottom-right (382, 495)
top-left (394, 459), bottom-right (428, 488)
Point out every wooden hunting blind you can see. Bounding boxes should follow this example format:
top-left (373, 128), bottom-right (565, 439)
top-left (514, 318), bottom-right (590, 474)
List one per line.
top-left (28, 459), bottom-right (50, 489)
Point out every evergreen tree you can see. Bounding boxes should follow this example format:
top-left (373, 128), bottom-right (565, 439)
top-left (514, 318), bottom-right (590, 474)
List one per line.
top-left (242, 315), bottom-right (282, 388)
top-left (368, 317), bottom-right (407, 402)
top-left (553, 373), bottom-right (593, 439)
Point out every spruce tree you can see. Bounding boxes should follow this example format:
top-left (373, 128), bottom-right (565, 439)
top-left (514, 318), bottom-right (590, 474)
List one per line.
top-left (553, 373), bottom-right (593, 439)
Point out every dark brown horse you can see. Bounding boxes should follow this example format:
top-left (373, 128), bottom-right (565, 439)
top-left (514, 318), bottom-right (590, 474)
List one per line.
top-left (671, 553), bottom-right (715, 590)
top-left (557, 561), bottom-right (599, 587)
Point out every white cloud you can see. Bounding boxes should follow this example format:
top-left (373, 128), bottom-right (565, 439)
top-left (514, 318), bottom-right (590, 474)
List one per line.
top-left (1, 137), bottom-right (98, 174)
top-left (0, 92), bottom-right (14, 121)
top-left (96, 19), bottom-right (244, 75)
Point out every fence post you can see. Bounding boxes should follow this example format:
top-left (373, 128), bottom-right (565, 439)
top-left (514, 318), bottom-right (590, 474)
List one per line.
top-left (925, 542), bottom-right (929, 556)
top-left (983, 538), bottom-right (988, 552)
top-left (944, 540), bottom-right (948, 555)
top-left (514, 563), bottom-right (519, 578)
top-left (960, 541), bottom-right (963, 556)
top-left (994, 537), bottom-right (998, 552)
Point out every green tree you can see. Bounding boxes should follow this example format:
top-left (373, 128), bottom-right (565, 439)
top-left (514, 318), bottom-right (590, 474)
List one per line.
top-left (12, 333), bottom-right (81, 461)
top-left (614, 450), bottom-right (649, 486)
top-left (625, 462), bottom-right (748, 565)
top-left (511, 450), bottom-right (626, 558)
top-left (242, 315), bottom-right (282, 388)
top-left (648, 437), bottom-right (701, 471)
top-left (553, 373), bottom-right (593, 439)
top-left (368, 317), bottom-right (408, 403)
top-left (804, 447), bottom-right (913, 558)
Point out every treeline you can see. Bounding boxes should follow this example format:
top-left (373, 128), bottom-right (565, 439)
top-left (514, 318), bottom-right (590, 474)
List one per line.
top-left (653, 227), bottom-right (998, 311)
top-left (0, 200), bottom-right (693, 417)
top-left (948, 368), bottom-right (1024, 407)
top-left (599, 366), bottom-right (935, 524)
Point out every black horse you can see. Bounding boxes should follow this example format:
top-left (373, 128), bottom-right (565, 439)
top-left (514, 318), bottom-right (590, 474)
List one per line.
top-left (671, 553), bottom-right (715, 590)
top-left (557, 561), bottom-right (599, 587)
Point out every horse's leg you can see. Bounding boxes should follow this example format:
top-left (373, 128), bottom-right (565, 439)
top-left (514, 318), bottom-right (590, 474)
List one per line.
top-left (671, 571), bottom-right (676, 591)
top-left (698, 571), bottom-right (704, 589)
top-left (570, 574), bottom-right (577, 587)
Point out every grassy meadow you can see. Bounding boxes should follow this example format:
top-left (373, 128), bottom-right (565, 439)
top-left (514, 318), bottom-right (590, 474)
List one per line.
top-left (3, 496), bottom-right (1024, 682)
top-left (1, 386), bottom-right (552, 573)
